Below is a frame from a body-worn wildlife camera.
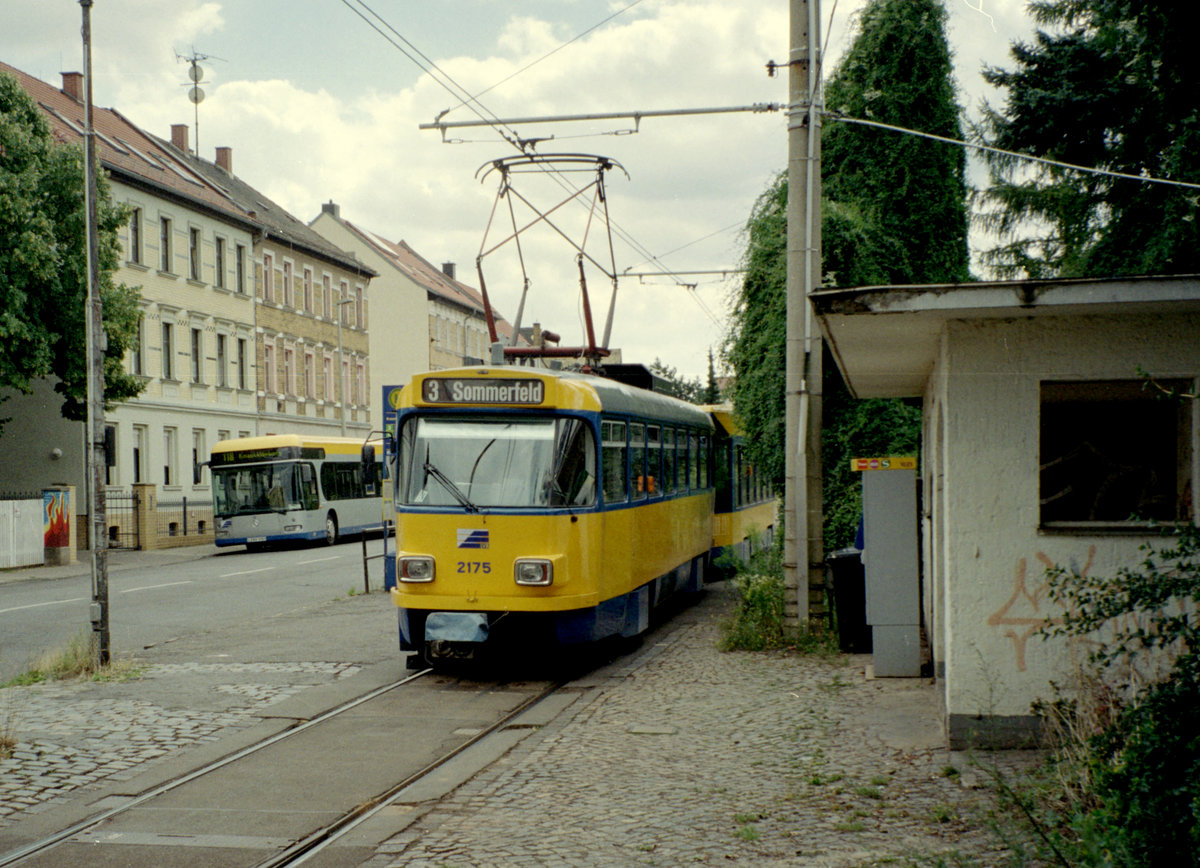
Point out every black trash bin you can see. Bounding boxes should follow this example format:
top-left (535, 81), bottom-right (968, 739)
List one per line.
top-left (826, 547), bottom-right (871, 653)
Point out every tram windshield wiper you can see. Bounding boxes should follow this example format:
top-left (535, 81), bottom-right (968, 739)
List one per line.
top-left (423, 461), bottom-right (481, 513)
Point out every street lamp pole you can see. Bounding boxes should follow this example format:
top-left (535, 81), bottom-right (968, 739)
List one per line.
top-left (335, 297), bottom-right (355, 436)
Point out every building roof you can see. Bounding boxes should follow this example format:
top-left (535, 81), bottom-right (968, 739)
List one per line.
top-left (165, 141), bottom-right (374, 277)
top-left (1, 61), bottom-right (257, 232)
top-left (811, 274), bottom-right (1200, 398)
top-left (321, 209), bottom-right (521, 341)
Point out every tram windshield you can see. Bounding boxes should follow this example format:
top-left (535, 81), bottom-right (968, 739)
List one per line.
top-left (212, 462), bottom-right (315, 516)
top-left (398, 416), bottom-right (596, 509)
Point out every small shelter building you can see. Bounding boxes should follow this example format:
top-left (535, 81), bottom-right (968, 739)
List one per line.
top-left (812, 274), bottom-right (1200, 748)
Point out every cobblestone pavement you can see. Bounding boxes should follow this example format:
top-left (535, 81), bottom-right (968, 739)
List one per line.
top-left (369, 587), bottom-right (1017, 868)
top-left (0, 661), bottom-right (359, 826)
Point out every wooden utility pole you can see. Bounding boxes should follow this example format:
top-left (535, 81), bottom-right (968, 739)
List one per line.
top-left (81, 0), bottom-right (110, 665)
top-left (784, 0), bottom-right (823, 626)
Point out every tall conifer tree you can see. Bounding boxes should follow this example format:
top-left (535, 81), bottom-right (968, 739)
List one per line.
top-left (726, 0), bottom-right (968, 548)
top-left (978, 0), bottom-right (1200, 278)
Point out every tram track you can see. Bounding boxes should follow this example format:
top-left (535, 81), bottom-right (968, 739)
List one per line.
top-left (0, 666), bottom-right (569, 868)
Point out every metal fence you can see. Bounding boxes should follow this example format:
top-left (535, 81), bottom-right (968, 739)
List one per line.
top-left (155, 497), bottom-right (214, 540)
top-left (105, 490), bottom-right (140, 549)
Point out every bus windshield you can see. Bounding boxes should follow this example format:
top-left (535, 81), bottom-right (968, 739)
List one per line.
top-left (212, 462), bottom-right (313, 516)
top-left (398, 416), bottom-right (596, 509)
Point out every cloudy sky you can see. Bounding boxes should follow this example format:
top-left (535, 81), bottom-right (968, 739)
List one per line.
top-left (1, 0), bottom-right (1034, 379)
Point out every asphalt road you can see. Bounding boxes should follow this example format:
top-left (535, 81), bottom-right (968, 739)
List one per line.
top-left (0, 540), bottom-right (388, 682)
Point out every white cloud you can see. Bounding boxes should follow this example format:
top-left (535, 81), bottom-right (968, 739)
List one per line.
top-left (1, 0), bottom-right (1035, 379)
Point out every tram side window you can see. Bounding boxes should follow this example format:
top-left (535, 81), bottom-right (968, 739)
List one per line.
top-left (662, 428), bottom-right (676, 494)
top-left (601, 421), bottom-right (627, 504)
top-left (689, 432), bottom-right (699, 490)
top-left (699, 435), bottom-right (709, 489)
top-left (646, 425), bottom-right (661, 495)
top-left (630, 422), bottom-right (647, 500)
top-left (678, 428), bottom-right (690, 492)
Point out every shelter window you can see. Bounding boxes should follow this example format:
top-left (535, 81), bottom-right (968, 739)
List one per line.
top-left (1040, 380), bottom-right (1193, 527)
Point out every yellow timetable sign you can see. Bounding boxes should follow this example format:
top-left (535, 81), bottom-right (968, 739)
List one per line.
top-left (851, 455), bottom-right (917, 472)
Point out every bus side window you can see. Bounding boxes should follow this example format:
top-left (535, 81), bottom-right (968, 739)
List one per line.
top-left (299, 463), bottom-right (319, 511)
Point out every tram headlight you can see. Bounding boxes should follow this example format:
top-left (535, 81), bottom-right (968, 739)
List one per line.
top-left (399, 555), bottom-right (435, 582)
top-left (514, 558), bottom-right (553, 586)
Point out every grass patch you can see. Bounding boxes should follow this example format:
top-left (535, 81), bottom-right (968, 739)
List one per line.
top-left (1, 631), bottom-right (143, 688)
top-left (854, 785), bottom-right (885, 800)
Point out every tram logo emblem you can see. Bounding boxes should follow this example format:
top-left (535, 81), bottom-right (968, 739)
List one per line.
top-left (457, 529), bottom-right (490, 549)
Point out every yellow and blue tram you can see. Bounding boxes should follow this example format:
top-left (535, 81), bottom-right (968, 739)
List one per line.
top-left (707, 406), bottom-right (776, 570)
top-left (379, 366), bottom-right (770, 665)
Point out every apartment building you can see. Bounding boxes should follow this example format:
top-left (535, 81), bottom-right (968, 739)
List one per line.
top-left (309, 203), bottom-right (520, 433)
top-left (0, 62), bottom-right (260, 516)
top-left (170, 144), bottom-right (376, 439)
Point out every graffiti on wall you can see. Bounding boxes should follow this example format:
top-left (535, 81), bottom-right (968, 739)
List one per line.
top-left (988, 546), bottom-right (1095, 671)
top-left (43, 489), bottom-right (70, 548)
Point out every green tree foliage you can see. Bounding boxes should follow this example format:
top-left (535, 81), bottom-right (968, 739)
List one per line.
top-left (822, 0), bottom-right (970, 287)
top-left (978, 0), bottom-right (1200, 278)
top-left (648, 356), bottom-right (704, 404)
top-left (724, 173), bottom-right (787, 488)
top-left (0, 72), bottom-right (142, 431)
top-left (725, 0), bottom-right (965, 548)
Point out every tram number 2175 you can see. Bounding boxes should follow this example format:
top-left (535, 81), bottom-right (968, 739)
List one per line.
top-left (457, 561), bottom-right (492, 574)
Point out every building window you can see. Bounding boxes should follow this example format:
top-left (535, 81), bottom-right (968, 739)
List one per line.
top-left (355, 286), bottom-right (364, 329)
top-left (263, 254), bottom-right (274, 302)
top-left (355, 362), bottom-right (365, 405)
top-left (188, 227), bottom-right (201, 280)
top-left (133, 425), bottom-right (147, 483)
top-left (322, 275), bottom-right (331, 318)
top-left (283, 261), bottom-right (293, 307)
top-left (236, 244), bottom-right (246, 294)
top-left (304, 352), bottom-right (315, 399)
top-left (192, 429), bottom-right (206, 485)
top-left (163, 427), bottom-right (177, 486)
top-left (323, 355), bottom-right (333, 401)
top-left (161, 322), bottom-right (174, 380)
top-left (1040, 380), bottom-right (1193, 526)
top-left (128, 207), bottom-right (141, 264)
top-left (215, 237), bottom-right (226, 288)
top-left (340, 281), bottom-right (349, 323)
top-left (264, 344), bottom-right (275, 394)
top-left (159, 217), bottom-right (172, 272)
top-left (190, 327), bottom-right (203, 383)
top-left (104, 424), bottom-right (116, 486)
top-left (131, 315), bottom-right (144, 375)
top-left (303, 268), bottom-right (313, 313)
top-left (237, 338), bottom-right (247, 390)
top-left (216, 334), bottom-right (228, 387)
top-left (283, 347), bottom-right (294, 396)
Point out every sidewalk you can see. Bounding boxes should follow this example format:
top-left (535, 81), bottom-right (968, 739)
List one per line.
top-left (2, 574), bottom-right (1022, 866)
top-left (367, 584), bottom-right (1017, 867)
top-left (0, 543), bottom-right (220, 585)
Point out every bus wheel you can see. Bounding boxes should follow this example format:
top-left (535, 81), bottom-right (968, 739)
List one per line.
top-left (324, 512), bottom-right (339, 545)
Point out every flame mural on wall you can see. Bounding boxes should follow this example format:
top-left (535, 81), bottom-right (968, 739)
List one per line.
top-left (43, 490), bottom-right (70, 548)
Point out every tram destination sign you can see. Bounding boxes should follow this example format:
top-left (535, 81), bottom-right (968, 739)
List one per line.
top-left (421, 377), bottom-right (545, 405)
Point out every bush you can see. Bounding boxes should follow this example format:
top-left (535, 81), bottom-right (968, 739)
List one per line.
top-left (1033, 523), bottom-right (1200, 866)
